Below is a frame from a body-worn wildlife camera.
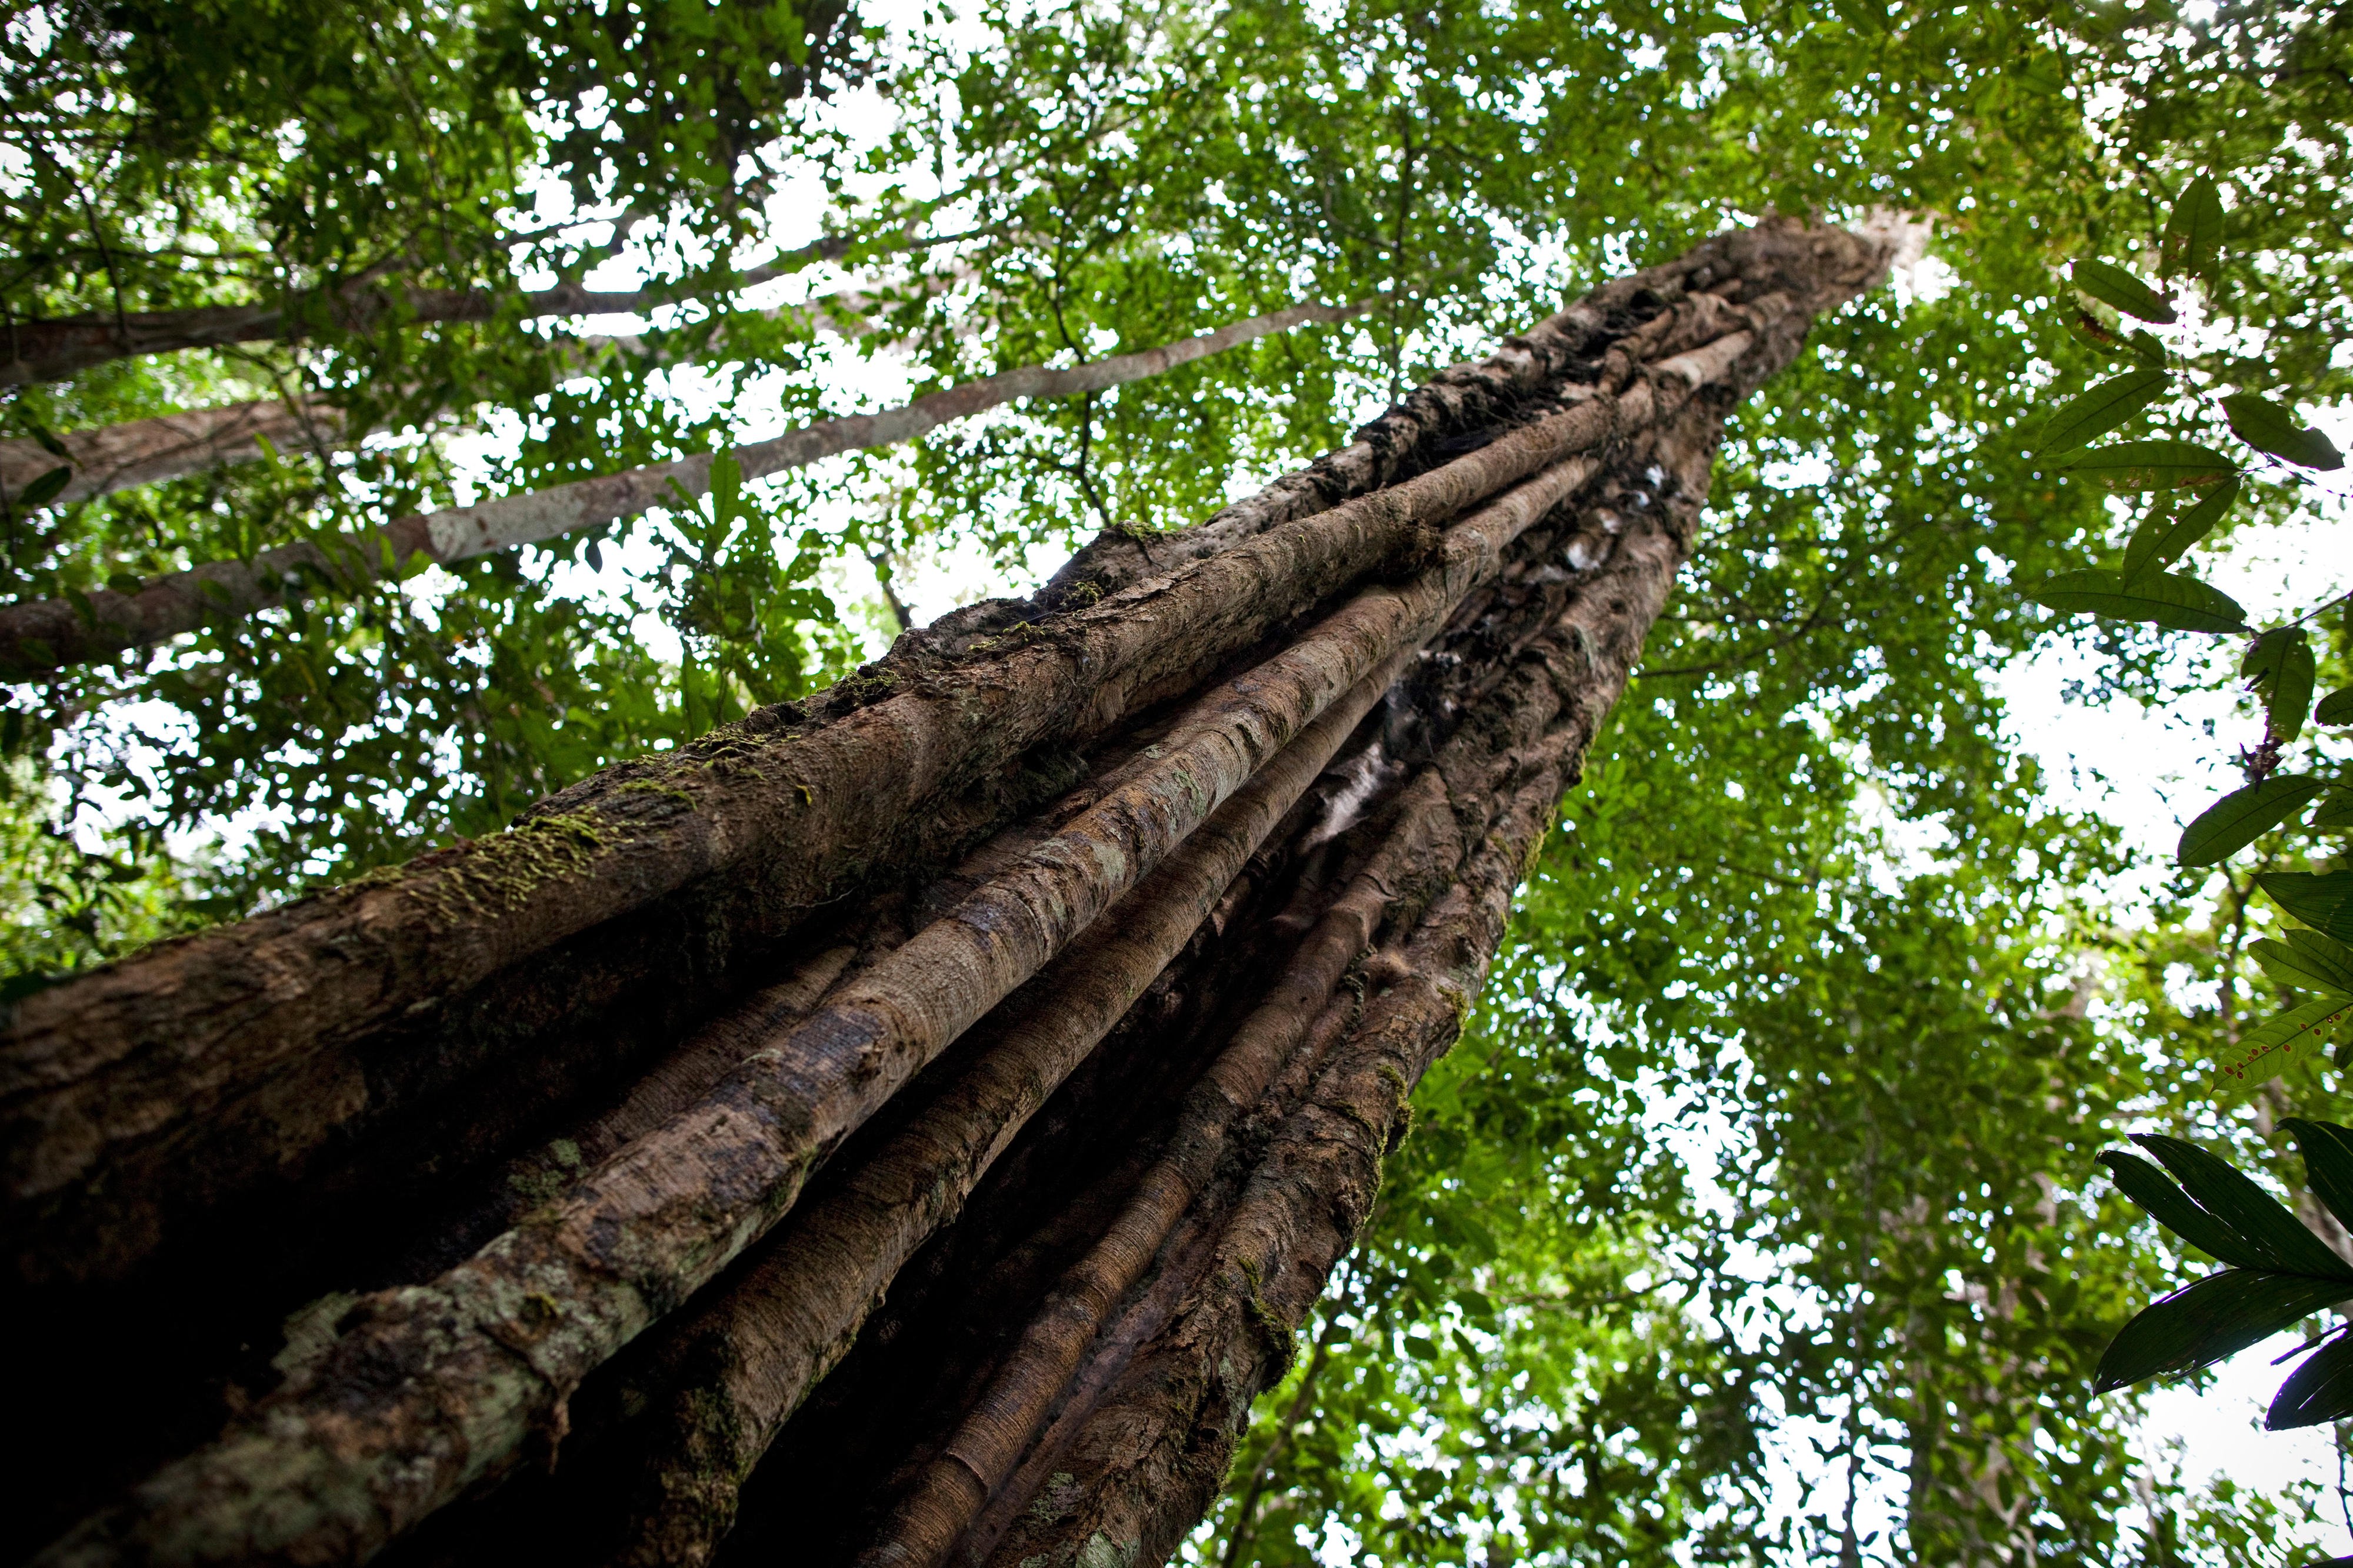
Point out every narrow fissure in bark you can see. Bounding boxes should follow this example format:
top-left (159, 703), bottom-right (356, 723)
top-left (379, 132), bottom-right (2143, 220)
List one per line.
top-left (4, 219), bottom-right (1893, 1568)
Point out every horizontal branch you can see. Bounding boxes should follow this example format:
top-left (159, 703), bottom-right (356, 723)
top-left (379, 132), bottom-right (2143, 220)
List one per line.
top-left (0, 396), bottom-right (341, 509)
top-left (0, 223), bottom-right (996, 386)
top-left (0, 275), bottom-right (955, 511)
top-left (0, 299), bottom-right (1366, 676)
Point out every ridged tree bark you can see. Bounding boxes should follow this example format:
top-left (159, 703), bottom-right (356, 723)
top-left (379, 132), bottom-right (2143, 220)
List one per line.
top-left (0, 218), bottom-right (1892, 1567)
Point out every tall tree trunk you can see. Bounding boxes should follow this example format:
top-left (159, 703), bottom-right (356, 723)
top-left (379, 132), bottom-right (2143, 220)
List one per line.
top-left (0, 218), bottom-right (1892, 1566)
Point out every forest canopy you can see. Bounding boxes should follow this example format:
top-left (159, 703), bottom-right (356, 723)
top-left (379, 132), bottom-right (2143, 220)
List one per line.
top-left (2, 0), bottom-right (2351, 1562)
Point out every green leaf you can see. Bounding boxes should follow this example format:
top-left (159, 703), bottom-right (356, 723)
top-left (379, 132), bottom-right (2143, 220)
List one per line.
top-left (2230, 996), bottom-right (2353, 1077)
top-left (2315, 790), bottom-right (2353, 833)
top-left (2160, 174), bottom-right (2227, 285)
top-left (2119, 479), bottom-right (2238, 581)
top-left (2282, 1121), bottom-right (2353, 1234)
top-left (2061, 309), bottom-right (2166, 366)
top-left (2259, 872), bottom-right (2353, 942)
top-left (2242, 627), bottom-right (2318, 742)
top-left (2125, 329), bottom-right (2168, 368)
top-left (2319, 685), bottom-right (2353, 725)
top-left (24, 421), bottom-right (71, 460)
top-left (2251, 931), bottom-right (2353, 996)
top-left (2095, 1269), bottom-right (2353, 1392)
top-left (2267, 1327), bottom-right (2353, 1429)
top-left (2071, 258), bottom-right (2179, 324)
top-left (2029, 569), bottom-right (2248, 633)
top-left (2177, 776), bottom-right (2327, 865)
top-left (2101, 1151), bottom-right (2270, 1269)
top-left (2134, 1134), bottom-right (2353, 1277)
top-left (2222, 393), bottom-right (2346, 471)
top-left (16, 464), bottom-right (72, 508)
top-left (2064, 440), bottom-right (2238, 491)
top-left (2033, 369), bottom-right (2168, 455)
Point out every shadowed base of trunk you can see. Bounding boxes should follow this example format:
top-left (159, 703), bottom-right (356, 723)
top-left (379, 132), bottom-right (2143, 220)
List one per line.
top-left (3, 220), bottom-right (1894, 1568)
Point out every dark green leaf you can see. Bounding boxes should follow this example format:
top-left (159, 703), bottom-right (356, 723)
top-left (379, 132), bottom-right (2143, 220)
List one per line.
top-left (0, 971), bottom-right (67, 1006)
top-left (2267, 1328), bottom-right (2353, 1429)
top-left (2119, 479), bottom-right (2238, 581)
top-left (2101, 1150), bottom-right (2269, 1269)
top-left (2316, 684), bottom-right (2353, 725)
top-left (2222, 393), bottom-right (2345, 471)
top-left (17, 464), bottom-right (72, 508)
top-left (2095, 1269), bottom-right (2353, 1392)
top-left (2029, 569), bottom-right (2247, 633)
top-left (24, 421), bottom-right (71, 459)
top-left (2316, 790), bottom-right (2353, 833)
top-left (2160, 175), bottom-right (2226, 284)
top-left (2242, 627), bottom-right (2317, 742)
top-left (2282, 1121), bottom-right (2353, 1234)
top-left (2072, 258), bottom-right (2178, 324)
top-left (2258, 873), bottom-right (2353, 942)
top-left (2134, 1134), bottom-right (2353, 1277)
top-left (2033, 369), bottom-right (2168, 455)
top-left (2065, 439), bottom-right (2237, 491)
top-left (2251, 930), bottom-right (2353, 995)
top-left (2177, 775), bottom-right (2326, 865)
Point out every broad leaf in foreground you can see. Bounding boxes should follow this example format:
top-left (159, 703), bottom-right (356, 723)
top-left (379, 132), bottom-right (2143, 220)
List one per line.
top-left (2071, 258), bottom-right (2179, 324)
top-left (2033, 369), bottom-right (2167, 455)
top-left (2228, 996), bottom-right (2353, 1079)
top-left (2266, 1328), bottom-right (2353, 1429)
top-left (2241, 626), bottom-right (2317, 742)
top-left (2258, 872), bottom-right (2353, 942)
top-left (2097, 1127), bottom-right (2353, 1409)
top-left (2030, 569), bottom-right (2247, 633)
top-left (2176, 775), bottom-right (2325, 865)
top-left (2281, 1120), bottom-right (2353, 1231)
top-left (2223, 392), bottom-right (2346, 471)
top-left (2160, 174), bottom-right (2225, 284)
top-left (2065, 439), bottom-right (2237, 490)
top-left (2250, 930), bottom-right (2353, 997)
top-left (2119, 479), bottom-right (2238, 580)
top-left (2095, 1271), bottom-right (2353, 1393)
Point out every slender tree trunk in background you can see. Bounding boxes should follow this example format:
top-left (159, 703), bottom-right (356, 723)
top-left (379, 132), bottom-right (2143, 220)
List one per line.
top-left (0, 219), bottom-right (1891, 1567)
top-left (0, 223), bottom-right (996, 387)
top-left (0, 269), bottom-right (960, 513)
top-left (0, 299), bottom-right (1361, 678)
top-left (0, 396), bottom-right (345, 509)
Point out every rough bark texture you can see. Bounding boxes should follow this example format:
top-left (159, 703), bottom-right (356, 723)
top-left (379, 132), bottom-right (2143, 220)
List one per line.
top-left (1, 219), bottom-right (1891, 1568)
top-left (0, 301), bottom-right (1361, 676)
top-left (0, 397), bottom-right (343, 509)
